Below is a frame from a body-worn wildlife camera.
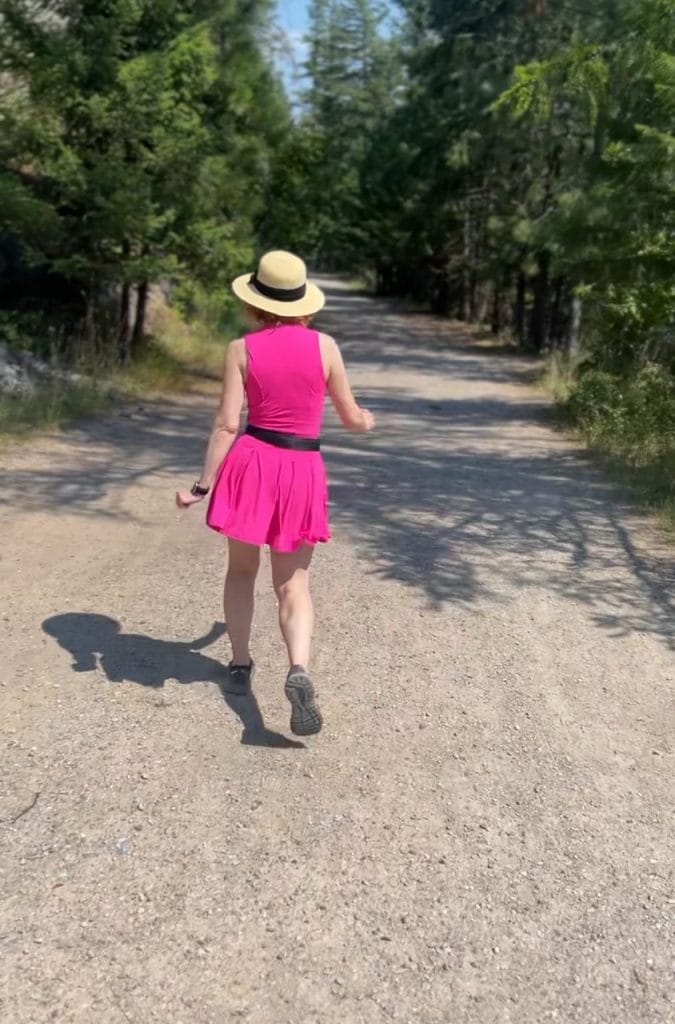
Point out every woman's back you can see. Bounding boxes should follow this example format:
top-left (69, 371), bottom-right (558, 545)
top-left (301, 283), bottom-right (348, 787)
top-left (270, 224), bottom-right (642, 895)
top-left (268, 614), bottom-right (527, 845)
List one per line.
top-left (245, 324), bottom-right (326, 437)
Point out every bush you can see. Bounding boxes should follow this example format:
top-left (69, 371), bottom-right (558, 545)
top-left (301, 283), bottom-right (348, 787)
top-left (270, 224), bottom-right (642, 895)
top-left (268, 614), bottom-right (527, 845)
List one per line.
top-left (172, 281), bottom-right (247, 336)
top-left (566, 363), bottom-right (675, 524)
top-left (569, 364), bottom-right (675, 461)
top-left (0, 381), bottom-right (108, 436)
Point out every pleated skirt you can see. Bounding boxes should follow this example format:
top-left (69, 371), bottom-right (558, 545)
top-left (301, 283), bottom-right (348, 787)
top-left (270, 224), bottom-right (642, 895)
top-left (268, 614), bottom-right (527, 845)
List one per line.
top-left (206, 435), bottom-right (330, 552)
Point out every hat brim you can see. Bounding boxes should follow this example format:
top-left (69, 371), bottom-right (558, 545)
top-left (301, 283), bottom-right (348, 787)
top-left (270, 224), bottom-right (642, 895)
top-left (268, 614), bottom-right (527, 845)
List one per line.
top-left (232, 273), bottom-right (325, 318)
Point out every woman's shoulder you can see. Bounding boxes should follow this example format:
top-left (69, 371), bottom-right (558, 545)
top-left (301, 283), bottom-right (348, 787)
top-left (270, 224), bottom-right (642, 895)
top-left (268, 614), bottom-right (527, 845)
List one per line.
top-left (317, 332), bottom-right (340, 380)
top-left (318, 331), bottom-right (339, 359)
top-left (224, 337), bottom-right (247, 370)
top-left (227, 336), bottom-right (247, 356)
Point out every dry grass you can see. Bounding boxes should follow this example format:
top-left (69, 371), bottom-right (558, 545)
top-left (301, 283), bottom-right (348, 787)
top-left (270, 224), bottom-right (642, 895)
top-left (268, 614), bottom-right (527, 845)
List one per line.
top-left (540, 351), bottom-right (577, 403)
top-left (0, 382), bottom-right (110, 438)
top-left (0, 305), bottom-right (240, 442)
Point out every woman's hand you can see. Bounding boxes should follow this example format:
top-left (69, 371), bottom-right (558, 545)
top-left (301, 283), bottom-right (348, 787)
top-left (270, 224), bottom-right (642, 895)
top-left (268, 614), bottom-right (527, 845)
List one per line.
top-left (355, 408), bottom-right (375, 432)
top-left (175, 490), bottom-right (206, 509)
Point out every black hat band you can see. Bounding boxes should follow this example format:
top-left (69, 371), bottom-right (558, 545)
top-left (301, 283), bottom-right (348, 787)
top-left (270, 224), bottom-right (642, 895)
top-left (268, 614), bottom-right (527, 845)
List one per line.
top-left (250, 274), bottom-right (307, 302)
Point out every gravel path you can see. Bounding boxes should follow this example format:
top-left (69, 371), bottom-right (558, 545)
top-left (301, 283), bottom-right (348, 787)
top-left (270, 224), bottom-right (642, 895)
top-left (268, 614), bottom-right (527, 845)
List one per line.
top-left (1, 280), bottom-right (673, 1024)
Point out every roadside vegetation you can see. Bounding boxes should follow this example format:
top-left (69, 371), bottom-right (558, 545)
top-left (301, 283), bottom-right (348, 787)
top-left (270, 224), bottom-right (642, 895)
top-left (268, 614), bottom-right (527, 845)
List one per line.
top-left (1, 1), bottom-right (672, 527)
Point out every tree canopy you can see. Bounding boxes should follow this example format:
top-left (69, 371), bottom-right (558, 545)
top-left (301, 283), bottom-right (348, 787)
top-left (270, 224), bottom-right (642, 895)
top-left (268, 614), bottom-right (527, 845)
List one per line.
top-left (1, 0), bottom-right (672, 386)
top-left (269, 0), bottom-right (674, 374)
top-left (0, 0), bottom-right (287, 357)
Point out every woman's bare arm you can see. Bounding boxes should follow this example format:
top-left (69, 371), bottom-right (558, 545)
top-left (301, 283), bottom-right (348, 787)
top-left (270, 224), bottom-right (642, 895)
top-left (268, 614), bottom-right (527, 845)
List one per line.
top-left (321, 333), bottom-right (374, 433)
top-left (176, 339), bottom-right (246, 507)
top-left (198, 338), bottom-right (246, 486)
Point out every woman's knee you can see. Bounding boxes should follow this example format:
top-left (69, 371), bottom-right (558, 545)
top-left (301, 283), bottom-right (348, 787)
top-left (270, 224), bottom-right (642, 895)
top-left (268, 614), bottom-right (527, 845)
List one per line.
top-left (276, 571), bottom-right (310, 605)
top-left (271, 547), bottom-right (313, 601)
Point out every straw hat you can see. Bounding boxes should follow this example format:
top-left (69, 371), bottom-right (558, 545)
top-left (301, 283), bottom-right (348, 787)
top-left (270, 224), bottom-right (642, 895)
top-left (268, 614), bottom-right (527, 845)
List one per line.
top-left (232, 250), bottom-right (325, 318)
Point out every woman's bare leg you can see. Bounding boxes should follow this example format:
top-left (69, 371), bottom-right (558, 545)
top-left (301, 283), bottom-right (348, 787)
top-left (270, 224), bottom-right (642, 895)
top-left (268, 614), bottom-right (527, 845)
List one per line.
top-left (224, 539), bottom-right (261, 665)
top-left (271, 545), bottom-right (322, 735)
top-left (270, 545), bottom-right (314, 669)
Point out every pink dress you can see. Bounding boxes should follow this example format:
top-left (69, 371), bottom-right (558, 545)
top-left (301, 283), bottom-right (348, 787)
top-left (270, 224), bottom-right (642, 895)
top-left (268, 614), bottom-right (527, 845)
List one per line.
top-left (206, 324), bottom-right (330, 552)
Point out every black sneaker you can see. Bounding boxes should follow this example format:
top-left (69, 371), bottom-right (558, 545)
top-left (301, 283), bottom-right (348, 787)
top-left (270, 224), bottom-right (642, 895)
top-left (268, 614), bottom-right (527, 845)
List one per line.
top-left (284, 666), bottom-right (323, 736)
top-left (222, 660), bottom-right (255, 697)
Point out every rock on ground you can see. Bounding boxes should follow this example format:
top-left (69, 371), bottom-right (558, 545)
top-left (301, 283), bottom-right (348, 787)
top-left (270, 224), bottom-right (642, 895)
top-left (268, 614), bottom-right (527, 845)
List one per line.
top-left (0, 340), bottom-right (82, 396)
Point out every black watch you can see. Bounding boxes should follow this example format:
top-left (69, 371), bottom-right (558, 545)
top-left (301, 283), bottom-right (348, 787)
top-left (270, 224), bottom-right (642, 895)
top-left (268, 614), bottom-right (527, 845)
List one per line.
top-left (190, 481), bottom-right (210, 497)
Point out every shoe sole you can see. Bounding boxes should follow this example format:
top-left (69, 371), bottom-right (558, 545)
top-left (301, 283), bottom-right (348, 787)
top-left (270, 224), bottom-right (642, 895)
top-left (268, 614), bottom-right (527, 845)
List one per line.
top-left (284, 672), bottom-right (323, 736)
top-left (221, 662), bottom-right (256, 697)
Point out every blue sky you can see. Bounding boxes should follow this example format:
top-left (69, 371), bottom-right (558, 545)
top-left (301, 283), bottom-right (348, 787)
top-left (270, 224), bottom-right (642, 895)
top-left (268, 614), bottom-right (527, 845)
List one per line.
top-left (273, 1), bottom-right (397, 99)
top-left (275, 0), bottom-right (310, 98)
top-left (276, 0), bottom-right (310, 35)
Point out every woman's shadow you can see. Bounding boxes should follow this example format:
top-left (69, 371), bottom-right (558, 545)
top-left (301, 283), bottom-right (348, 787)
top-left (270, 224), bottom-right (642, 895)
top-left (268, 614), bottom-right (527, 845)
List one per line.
top-left (42, 613), bottom-right (303, 749)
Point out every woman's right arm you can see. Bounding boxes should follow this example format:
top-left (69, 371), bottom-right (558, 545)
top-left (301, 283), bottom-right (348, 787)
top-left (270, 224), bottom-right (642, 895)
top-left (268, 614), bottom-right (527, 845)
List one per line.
top-left (175, 338), bottom-right (245, 508)
top-left (322, 334), bottom-right (375, 433)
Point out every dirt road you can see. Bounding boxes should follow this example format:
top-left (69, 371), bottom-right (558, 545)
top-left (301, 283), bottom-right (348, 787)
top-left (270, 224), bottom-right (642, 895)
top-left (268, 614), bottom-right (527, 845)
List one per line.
top-left (1, 281), bottom-right (673, 1024)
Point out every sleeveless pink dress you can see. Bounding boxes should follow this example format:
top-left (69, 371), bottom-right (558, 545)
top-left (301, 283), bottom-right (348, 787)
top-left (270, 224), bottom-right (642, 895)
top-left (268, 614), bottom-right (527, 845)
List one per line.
top-left (206, 324), bottom-right (330, 552)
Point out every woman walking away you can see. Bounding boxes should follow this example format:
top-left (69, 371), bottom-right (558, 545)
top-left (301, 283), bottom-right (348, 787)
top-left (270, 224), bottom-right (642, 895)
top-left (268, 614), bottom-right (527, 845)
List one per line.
top-left (176, 251), bottom-right (374, 736)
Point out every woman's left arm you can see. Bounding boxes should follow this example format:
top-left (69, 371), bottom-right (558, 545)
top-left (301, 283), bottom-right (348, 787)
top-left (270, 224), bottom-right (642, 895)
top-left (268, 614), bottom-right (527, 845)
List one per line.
top-left (176, 339), bottom-right (245, 509)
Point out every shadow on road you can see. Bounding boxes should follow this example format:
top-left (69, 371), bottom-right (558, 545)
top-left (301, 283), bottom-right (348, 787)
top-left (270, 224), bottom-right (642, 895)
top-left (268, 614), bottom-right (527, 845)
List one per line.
top-left (0, 397), bottom-right (214, 518)
top-left (41, 613), bottom-right (303, 749)
top-left (317, 281), bottom-right (675, 650)
top-left (13, 278), bottom-right (673, 652)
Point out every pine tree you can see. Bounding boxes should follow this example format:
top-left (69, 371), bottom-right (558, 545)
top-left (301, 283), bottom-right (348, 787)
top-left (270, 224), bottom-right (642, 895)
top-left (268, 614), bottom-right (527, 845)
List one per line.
top-left (265, 0), bottom-right (398, 268)
top-left (0, 0), bottom-right (287, 359)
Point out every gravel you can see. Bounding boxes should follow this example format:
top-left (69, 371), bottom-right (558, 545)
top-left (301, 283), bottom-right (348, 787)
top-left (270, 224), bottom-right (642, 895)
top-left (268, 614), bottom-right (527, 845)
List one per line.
top-left (0, 279), bottom-right (673, 1024)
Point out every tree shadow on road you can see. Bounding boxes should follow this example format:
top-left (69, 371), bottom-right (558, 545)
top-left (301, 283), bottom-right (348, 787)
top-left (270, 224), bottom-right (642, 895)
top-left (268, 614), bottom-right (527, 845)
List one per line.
top-left (13, 278), bottom-right (674, 653)
top-left (323, 389), bottom-right (675, 649)
top-left (42, 613), bottom-right (303, 749)
top-left (316, 281), bottom-right (541, 383)
top-left (313, 278), bottom-right (675, 651)
top-left (0, 397), bottom-right (214, 517)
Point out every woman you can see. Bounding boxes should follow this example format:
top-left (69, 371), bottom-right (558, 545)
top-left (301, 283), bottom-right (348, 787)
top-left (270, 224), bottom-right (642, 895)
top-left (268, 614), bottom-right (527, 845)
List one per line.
top-left (176, 251), bottom-right (374, 736)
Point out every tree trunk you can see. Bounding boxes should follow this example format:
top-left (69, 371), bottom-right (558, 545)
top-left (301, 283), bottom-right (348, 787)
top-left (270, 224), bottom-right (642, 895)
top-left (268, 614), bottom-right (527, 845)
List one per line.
top-left (566, 293), bottom-right (582, 357)
top-left (528, 252), bottom-right (550, 352)
top-left (548, 276), bottom-right (564, 350)
top-left (83, 281), bottom-right (97, 349)
top-left (431, 269), bottom-right (451, 316)
top-left (377, 264), bottom-right (393, 296)
top-left (461, 202), bottom-right (472, 321)
top-left (468, 272), bottom-right (479, 322)
top-left (132, 280), bottom-right (149, 354)
top-left (491, 281), bottom-right (502, 335)
top-left (118, 282), bottom-right (131, 363)
top-left (118, 239), bottom-right (132, 363)
top-left (475, 281), bottom-right (490, 324)
top-left (514, 271), bottom-right (526, 345)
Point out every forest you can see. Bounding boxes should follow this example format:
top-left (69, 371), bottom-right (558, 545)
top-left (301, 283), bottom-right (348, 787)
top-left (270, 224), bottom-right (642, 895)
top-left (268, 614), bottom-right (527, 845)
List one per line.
top-left (1, 0), bottom-right (673, 512)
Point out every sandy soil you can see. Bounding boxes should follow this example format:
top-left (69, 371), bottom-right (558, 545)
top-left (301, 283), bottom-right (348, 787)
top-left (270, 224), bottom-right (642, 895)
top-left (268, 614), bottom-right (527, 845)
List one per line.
top-left (0, 279), bottom-right (673, 1024)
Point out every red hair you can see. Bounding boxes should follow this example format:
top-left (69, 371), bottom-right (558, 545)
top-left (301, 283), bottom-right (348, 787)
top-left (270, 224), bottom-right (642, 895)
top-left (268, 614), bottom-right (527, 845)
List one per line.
top-left (246, 305), bottom-right (312, 328)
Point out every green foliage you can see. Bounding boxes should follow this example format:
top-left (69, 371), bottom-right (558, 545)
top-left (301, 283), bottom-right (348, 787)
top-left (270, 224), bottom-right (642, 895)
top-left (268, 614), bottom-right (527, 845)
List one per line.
top-left (263, 0), bottom-right (401, 268)
top-left (0, 0), bottom-right (286, 360)
top-left (569, 364), bottom-right (675, 459)
top-left (0, 381), bottom-right (108, 437)
top-left (281, 0), bottom-right (673, 362)
top-left (281, 0), bottom-right (675, 522)
top-left (565, 364), bottom-right (675, 526)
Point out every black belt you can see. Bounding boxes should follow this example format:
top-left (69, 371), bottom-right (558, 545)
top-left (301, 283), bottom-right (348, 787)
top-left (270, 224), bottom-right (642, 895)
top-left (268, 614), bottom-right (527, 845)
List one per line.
top-left (245, 424), bottom-right (321, 451)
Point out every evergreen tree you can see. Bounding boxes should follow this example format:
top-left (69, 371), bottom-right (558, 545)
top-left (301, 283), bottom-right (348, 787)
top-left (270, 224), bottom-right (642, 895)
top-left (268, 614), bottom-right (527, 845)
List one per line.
top-left (0, 0), bottom-right (286, 359)
top-left (315, 0), bottom-right (675, 369)
top-left (264, 0), bottom-right (398, 268)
